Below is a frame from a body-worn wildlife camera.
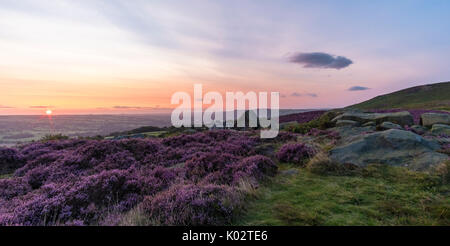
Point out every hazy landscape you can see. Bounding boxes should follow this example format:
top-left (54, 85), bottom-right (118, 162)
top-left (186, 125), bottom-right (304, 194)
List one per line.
top-left (1, 82), bottom-right (449, 226)
top-left (0, 114), bottom-right (171, 147)
top-left (1, 1), bottom-right (449, 229)
top-left (0, 109), bottom-right (312, 147)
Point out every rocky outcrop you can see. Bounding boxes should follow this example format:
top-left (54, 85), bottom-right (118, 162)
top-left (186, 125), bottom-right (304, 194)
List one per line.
top-left (410, 125), bottom-right (427, 135)
top-left (431, 124), bottom-right (450, 136)
top-left (362, 121), bottom-right (376, 127)
top-left (421, 113), bottom-right (450, 127)
top-left (336, 120), bottom-right (359, 127)
top-left (378, 121), bottom-right (402, 130)
top-left (332, 111), bottom-right (414, 126)
top-left (330, 129), bottom-right (448, 170)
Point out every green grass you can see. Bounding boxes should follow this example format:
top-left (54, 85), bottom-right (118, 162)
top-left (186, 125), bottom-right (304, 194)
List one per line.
top-left (348, 81), bottom-right (450, 111)
top-left (237, 164), bottom-right (450, 226)
top-left (0, 173), bottom-right (13, 179)
top-left (142, 131), bottom-right (167, 137)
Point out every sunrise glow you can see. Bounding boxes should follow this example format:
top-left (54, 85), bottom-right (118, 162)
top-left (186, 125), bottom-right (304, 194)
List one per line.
top-left (1, 1), bottom-right (450, 115)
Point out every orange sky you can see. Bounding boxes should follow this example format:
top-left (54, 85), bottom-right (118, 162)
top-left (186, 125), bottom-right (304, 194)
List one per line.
top-left (1, 1), bottom-right (449, 115)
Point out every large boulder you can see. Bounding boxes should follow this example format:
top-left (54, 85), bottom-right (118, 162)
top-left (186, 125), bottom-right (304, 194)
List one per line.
top-left (362, 121), bottom-right (376, 127)
top-left (330, 129), bottom-right (448, 170)
top-left (332, 111), bottom-right (414, 126)
top-left (431, 124), bottom-right (450, 136)
top-left (421, 113), bottom-right (450, 127)
top-left (378, 121), bottom-right (402, 130)
top-left (410, 125), bottom-right (427, 135)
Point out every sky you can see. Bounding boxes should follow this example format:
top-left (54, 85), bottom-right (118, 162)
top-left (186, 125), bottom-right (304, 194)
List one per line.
top-left (0, 0), bottom-right (449, 115)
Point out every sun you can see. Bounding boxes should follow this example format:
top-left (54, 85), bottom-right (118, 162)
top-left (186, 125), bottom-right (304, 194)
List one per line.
top-left (46, 109), bottom-right (52, 115)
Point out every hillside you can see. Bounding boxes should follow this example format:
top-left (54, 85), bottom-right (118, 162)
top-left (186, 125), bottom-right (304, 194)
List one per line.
top-left (348, 81), bottom-right (450, 111)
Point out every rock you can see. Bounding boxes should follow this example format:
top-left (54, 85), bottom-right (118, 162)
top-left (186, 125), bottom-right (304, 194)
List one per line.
top-left (362, 121), bottom-right (376, 127)
top-left (410, 125), bottom-right (427, 135)
top-left (332, 111), bottom-right (413, 126)
top-left (431, 124), bottom-right (450, 136)
top-left (336, 120), bottom-right (359, 127)
top-left (331, 126), bottom-right (375, 143)
top-left (421, 113), bottom-right (450, 127)
top-left (279, 169), bottom-right (299, 176)
top-left (378, 121), bottom-right (403, 130)
top-left (329, 129), bottom-right (448, 170)
top-left (184, 129), bottom-right (197, 133)
top-left (255, 144), bottom-right (276, 157)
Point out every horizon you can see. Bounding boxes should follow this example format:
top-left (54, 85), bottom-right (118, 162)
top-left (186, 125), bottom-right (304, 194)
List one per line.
top-left (0, 107), bottom-right (327, 116)
top-left (1, 1), bottom-right (450, 115)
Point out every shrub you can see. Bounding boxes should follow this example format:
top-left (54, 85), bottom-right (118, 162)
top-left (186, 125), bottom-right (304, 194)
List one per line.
top-left (276, 143), bottom-right (315, 165)
top-left (279, 110), bottom-right (326, 124)
top-left (0, 178), bottom-right (31, 200)
top-left (142, 184), bottom-right (242, 225)
top-left (40, 134), bottom-right (69, 142)
top-left (232, 155), bottom-right (277, 185)
top-left (286, 112), bottom-right (336, 134)
top-left (185, 152), bottom-right (239, 182)
top-left (435, 160), bottom-right (450, 184)
top-left (0, 147), bottom-right (24, 175)
top-left (0, 130), bottom-right (274, 225)
top-left (305, 152), bottom-right (357, 176)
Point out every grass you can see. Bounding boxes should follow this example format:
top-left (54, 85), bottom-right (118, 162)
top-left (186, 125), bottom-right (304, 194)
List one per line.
top-left (0, 173), bottom-right (13, 179)
top-left (349, 81), bottom-right (450, 111)
top-left (236, 164), bottom-right (450, 226)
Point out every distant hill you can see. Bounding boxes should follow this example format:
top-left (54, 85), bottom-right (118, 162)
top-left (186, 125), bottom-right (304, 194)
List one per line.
top-left (348, 81), bottom-right (450, 111)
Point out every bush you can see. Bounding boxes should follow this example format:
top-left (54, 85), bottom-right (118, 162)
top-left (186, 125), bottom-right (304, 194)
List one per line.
top-left (435, 160), bottom-right (450, 184)
top-left (0, 147), bottom-right (24, 175)
top-left (276, 143), bottom-right (315, 165)
top-left (185, 152), bottom-right (239, 182)
top-left (305, 152), bottom-right (357, 176)
top-left (232, 155), bottom-right (277, 185)
top-left (142, 184), bottom-right (242, 225)
top-left (40, 134), bottom-right (69, 142)
top-left (0, 130), bottom-right (275, 225)
top-left (287, 112), bottom-right (336, 134)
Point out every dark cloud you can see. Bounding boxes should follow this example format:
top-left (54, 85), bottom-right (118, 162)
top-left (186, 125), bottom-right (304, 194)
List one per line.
top-left (113, 106), bottom-right (144, 109)
top-left (348, 86), bottom-right (370, 91)
top-left (290, 92), bottom-right (318, 98)
top-left (306, 93), bottom-right (318, 97)
top-left (289, 52), bottom-right (353, 69)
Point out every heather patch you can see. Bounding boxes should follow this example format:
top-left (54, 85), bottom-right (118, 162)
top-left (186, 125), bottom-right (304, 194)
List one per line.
top-left (0, 130), bottom-right (276, 225)
top-left (276, 143), bottom-right (316, 166)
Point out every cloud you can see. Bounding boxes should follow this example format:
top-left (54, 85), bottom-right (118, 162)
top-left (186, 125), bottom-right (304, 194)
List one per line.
top-left (112, 106), bottom-right (170, 110)
top-left (0, 105), bottom-right (14, 108)
top-left (290, 92), bottom-right (318, 97)
top-left (348, 86), bottom-right (370, 91)
top-left (29, 106), bottom-right (52, 109)
top-left (113, 106), bottom-right (145, 109)
top-left (289, 52), bottom-right (353, 69)
top-left (306, 93), bottom-right (318, 97)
